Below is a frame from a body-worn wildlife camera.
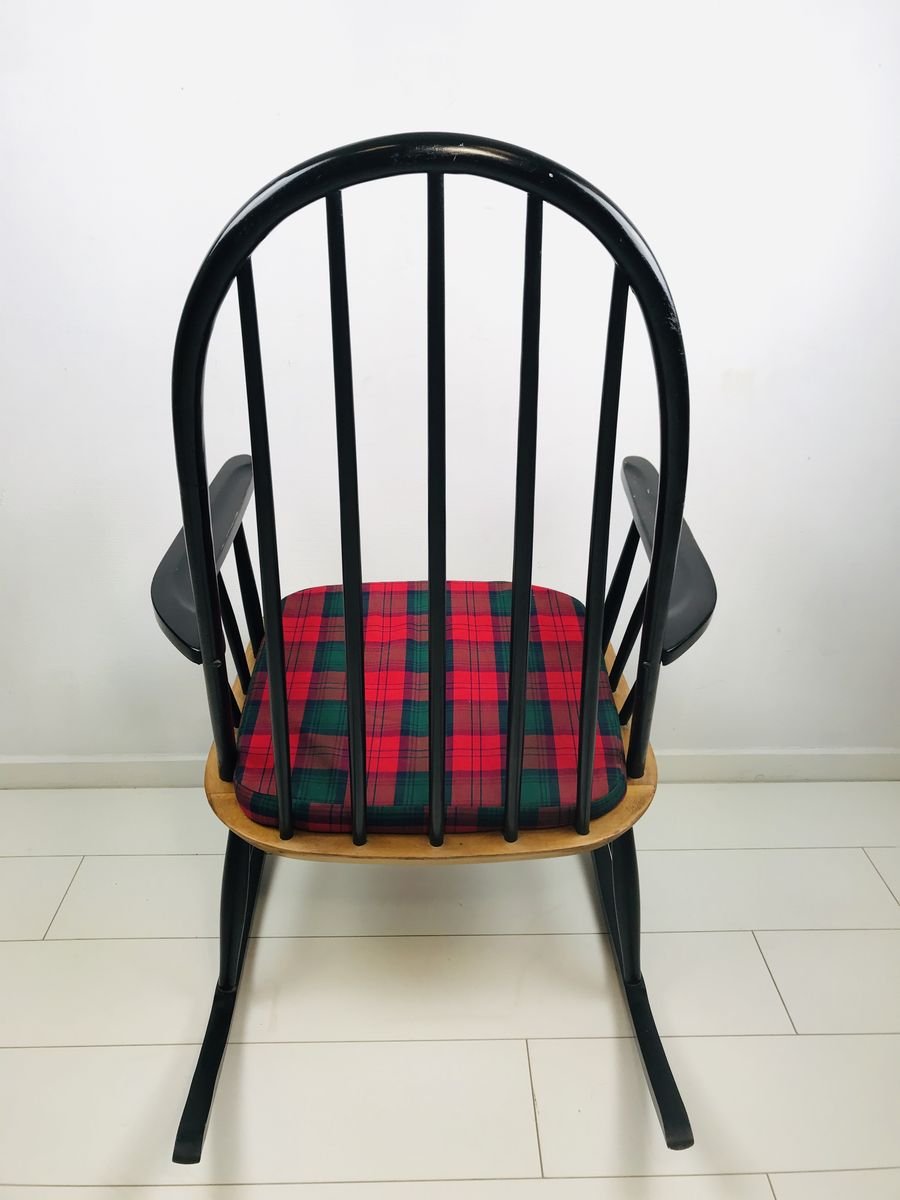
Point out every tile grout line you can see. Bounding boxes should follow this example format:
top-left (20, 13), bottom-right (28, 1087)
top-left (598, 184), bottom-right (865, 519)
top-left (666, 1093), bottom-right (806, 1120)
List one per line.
top-left (5, 842), bottom-right (900, 858)
top-left (524, 1039), bottom-right (545, 1177)
top-left (862, 847), bottom-right (900, 905)
top-left (637, 844), bottom-right (900, 852)
top-left (761, 1166), bottom-right (900, 1176)
top-left (4, 926), bottom-right (900, 945)
top-left (0, 852), bottom-right (226, 859)
top-left (0, 1170), bottom-right (830, 1188)
top-left (766, 1171), bottom-right (779, 1198)
top-left (751, 930), bottom-right (798, 1034)
top-left (3, 1169), bottom-right (899, 1187)
top-left (40, 856), bottom-right (85, 941)
top-left (6, 1032), bottom-right (900, 1052)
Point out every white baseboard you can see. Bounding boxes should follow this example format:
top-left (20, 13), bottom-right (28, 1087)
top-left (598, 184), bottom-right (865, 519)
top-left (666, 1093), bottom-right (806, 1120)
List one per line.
top-left (0, 755), bottom-right (207, 789)
top-left (654, 748), bottom-right (900, 783)
top-left (0, 749), bottom-right (897, 790)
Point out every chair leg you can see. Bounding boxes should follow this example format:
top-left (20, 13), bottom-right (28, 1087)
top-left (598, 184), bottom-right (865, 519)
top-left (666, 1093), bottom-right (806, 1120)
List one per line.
top-left (590, 830), bottom-right (694, 1150)
top-left (173, 832), bottom-right (267, 1164)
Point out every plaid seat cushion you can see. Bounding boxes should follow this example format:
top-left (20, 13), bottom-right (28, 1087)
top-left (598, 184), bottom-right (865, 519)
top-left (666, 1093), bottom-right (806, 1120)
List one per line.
top-left (234, 581), bottom-right (627, 835)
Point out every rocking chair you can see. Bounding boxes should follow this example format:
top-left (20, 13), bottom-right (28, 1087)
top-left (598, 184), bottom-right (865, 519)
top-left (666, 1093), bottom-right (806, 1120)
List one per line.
top-left (151, 132), bottom-right (717, 1164)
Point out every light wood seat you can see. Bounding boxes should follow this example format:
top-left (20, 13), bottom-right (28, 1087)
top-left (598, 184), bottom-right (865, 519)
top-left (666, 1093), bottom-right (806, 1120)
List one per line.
top-left (206, 647), bottom-right (656, 864)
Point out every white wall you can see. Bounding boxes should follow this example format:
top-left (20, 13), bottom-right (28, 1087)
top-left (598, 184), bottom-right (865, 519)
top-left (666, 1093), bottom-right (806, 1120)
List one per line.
top-left (1, 0), bottom-right (898, 775)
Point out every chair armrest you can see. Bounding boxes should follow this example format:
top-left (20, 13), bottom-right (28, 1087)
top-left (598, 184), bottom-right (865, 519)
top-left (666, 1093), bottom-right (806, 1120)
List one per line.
top-left (151, 455), bottom-right (254, 662)
top-left (621, 456), bottom-right (717, 663)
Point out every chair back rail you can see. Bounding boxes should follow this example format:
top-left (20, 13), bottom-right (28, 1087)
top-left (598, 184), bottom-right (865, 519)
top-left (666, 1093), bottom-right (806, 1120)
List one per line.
top-left (171, 133), bottom-right (690, 845)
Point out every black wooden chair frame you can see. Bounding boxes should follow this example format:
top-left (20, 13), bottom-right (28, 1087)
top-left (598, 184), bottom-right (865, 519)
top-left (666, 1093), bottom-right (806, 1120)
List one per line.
top-left (151, 133), bottom-right (716, 1165)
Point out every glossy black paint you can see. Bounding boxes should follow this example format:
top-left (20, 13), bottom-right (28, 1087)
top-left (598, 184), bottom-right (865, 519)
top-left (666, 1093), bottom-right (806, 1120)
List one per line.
top-left (617, 685), bottom-right (637, 728)
top-left (610, 585), bottom-right (649, 692)
top-left (217, 575), bottom-right (250, 694)
top-left (504, 195), bottom-right (543, 842)
top-left (233, 525), bottom-right (264, 655)
top-left (236, 262), bottom-right (292, 837)
top-left (575, 267), bottom-right (629, 834)
top-left (173, 834), bottom-right (266, 1164)
top-left (326, 192), bottom-right (368, 847)
top-left (592, 833), bottom-right (694, 1149)
top-left (621, 456), bottom-right (717, 663)
top-left (426, 174), bottom-right (447, 847)
top-left (603, 523), bottom-right (640, 652)
top-left (151, 455), bottom-right (254, 662)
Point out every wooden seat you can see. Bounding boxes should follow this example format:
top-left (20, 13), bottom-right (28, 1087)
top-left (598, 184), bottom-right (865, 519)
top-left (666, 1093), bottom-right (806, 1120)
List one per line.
top-left (207, 643), bottom-right (657, 864)
top-left (152, 133), bottom-right (716, 1166)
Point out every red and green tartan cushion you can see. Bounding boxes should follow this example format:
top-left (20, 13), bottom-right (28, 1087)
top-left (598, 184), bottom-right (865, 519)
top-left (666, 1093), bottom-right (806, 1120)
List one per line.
top-left (234, 581), bottom-right (627, 835)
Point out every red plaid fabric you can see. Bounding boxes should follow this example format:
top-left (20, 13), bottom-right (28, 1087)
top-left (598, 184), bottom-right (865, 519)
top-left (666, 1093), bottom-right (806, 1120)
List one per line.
top-left (234, 581), bottom-right (627, 834)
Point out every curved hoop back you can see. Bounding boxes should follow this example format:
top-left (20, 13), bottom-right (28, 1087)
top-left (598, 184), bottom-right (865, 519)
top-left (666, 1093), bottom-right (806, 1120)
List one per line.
top-left (172, 132), bottom-right (689, 845)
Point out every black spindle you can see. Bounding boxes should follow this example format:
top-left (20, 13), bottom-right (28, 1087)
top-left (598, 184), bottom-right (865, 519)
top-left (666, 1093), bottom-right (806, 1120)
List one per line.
top-left (233, 524), bottom-right (264, 655)
top-left (618, 686), bottom-right (636, 727)
top-left (626, 467), bottom-right (688, 779)
top-left (575, 267), bottom-right (629, 833)
top-left (180, 484), bottom-right (236, 778)
top-left (326, 192), bottom-right (367, 846)
top-left (427, 173), bottom-right (447, 847)
top-left (609, 584), bottom-right (648, 692)
top-left (236, 261), bottom-right (293, 841)
top-left (603, 522), bottom-right (640, 651)
top-left (218, 574), bottom-right (251, 693)
top-left (503, 195), bottom-right (543, 843)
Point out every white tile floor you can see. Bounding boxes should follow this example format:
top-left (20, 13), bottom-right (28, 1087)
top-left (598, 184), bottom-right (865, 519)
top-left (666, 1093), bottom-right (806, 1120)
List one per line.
top-left (0, 782), bottom-right (897, 1196)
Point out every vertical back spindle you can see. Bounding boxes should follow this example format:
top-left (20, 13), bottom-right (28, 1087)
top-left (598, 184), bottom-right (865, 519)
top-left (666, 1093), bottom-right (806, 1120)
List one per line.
top-left (503, 195), bottom-right (543, 842)
top-left (236, 260), bottom-right (293, 839)
top-left (427, 173), bottom-right (447, 847)
top-left (575, 267), bottom-right (629, 833)
top-left (326, 192), bottom-right (367, 846)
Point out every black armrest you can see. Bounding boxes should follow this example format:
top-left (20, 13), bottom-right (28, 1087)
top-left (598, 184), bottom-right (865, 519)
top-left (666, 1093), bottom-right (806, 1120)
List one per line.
top-left (151, 455), bottom-right (254, 662)
top-left (621, 456), bottom-right (716, 663)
